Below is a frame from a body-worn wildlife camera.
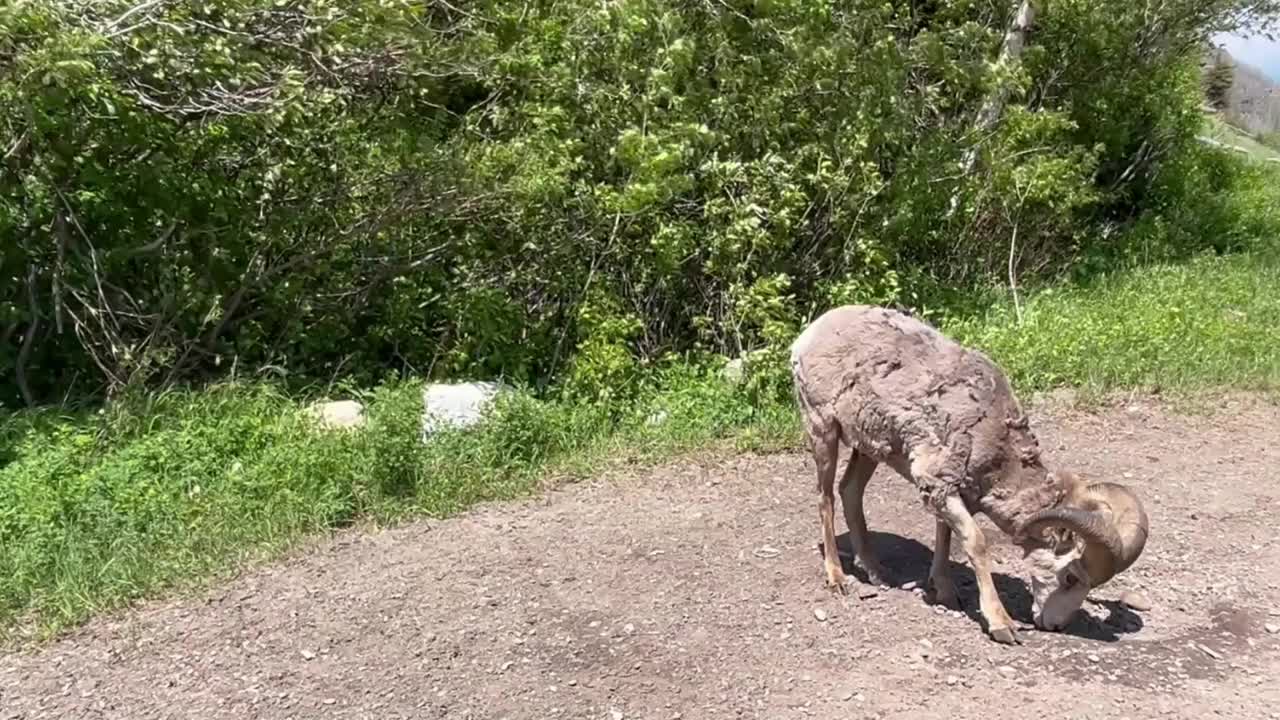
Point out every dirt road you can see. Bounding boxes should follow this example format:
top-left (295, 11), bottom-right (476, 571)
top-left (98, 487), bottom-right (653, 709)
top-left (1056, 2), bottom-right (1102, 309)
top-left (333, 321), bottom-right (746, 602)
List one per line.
top-left (4, 395), bottom-right (1280, 719)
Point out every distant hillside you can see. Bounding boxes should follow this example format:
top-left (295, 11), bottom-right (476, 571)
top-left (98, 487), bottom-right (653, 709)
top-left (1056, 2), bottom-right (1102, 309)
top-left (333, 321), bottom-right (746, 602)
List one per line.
top-left (1204, 46), bottom-right (1280, 137)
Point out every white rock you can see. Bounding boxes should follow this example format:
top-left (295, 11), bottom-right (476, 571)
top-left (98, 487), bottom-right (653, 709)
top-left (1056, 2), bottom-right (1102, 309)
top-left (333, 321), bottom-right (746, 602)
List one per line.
top-left (722, 357), bottom-right (745, 385)
top-left (420, 381), bottom-right (508, 441)
top-left (305, 400), bottom-right (366, 430)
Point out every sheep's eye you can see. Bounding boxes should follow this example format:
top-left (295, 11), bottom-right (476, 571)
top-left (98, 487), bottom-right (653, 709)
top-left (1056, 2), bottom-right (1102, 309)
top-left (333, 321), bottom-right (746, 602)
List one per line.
top-left (1062, 573), bottom-right (1078, 588)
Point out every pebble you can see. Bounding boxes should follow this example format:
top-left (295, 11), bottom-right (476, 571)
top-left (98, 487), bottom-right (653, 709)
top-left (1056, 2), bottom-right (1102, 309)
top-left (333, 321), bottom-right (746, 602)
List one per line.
top-left (945, 676), bottom-right (959, 686)
top-left (997, 665), bottom-right (1017, 678)
top-left (841, 691), bottom-right (854, 701)
top-left (1088, 654), bottom-right (1101, 663)
top-left (300, 650), bottom-right (316, 661)
top-left (814, 608), bottom-right (829, 622)
top-left (858, 589), bottom-right (879, 600)
top-left (1265, 623), bottom-right (1279, 634)
top-left (1118, 590), bottom-right (1153, 611)
top-left (901, 581), bottom-right (919, 591)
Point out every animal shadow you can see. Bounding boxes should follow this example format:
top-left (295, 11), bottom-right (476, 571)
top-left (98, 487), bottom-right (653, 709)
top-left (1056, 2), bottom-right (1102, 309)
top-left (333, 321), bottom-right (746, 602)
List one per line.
top-left (827, 531), bottom-right (1143, 642)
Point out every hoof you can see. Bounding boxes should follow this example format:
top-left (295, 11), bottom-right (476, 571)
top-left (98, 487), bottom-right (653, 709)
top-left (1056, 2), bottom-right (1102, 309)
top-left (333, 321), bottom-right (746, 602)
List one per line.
top-left (925, 580), bottom-right (961, 610)
top-left (824, 569), bottom-right (850, 595)
top-left (990, 626), bottom-right (1022, 646)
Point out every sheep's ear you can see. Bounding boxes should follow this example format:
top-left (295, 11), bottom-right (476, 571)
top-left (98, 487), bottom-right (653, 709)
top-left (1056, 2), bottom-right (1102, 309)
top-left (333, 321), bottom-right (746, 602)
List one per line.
top-left (1050, 470), bottom-right (1091, 505)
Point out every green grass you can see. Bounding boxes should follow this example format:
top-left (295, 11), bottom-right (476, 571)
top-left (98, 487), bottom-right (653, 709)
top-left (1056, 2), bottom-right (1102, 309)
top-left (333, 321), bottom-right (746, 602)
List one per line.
top-left (3, 249), bottom-right (1280, 644)
top-left (947, 252), bottom-right (1280, 396)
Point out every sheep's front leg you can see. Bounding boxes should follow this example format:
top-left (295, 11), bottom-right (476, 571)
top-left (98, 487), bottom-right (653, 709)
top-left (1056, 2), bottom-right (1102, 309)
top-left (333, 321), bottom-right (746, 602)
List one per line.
top-left (938, 495), bottom-right (1020, 645)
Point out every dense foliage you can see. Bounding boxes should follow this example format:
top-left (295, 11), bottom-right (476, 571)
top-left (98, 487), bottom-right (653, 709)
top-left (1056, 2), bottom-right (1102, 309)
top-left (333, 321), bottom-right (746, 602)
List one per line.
top-left (3, 0), bottom-right (1278, 408)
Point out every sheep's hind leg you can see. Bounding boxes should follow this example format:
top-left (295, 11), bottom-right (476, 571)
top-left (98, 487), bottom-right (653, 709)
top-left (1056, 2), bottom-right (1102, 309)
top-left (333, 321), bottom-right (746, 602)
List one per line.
top-left (839, 451), bottom-right (891, 587)
top-left (811, 424), bottom-right (849, 594)
top-left (938, 494), bottom-right (1020, 645)
top-left (926, 520), bottom-right (960, 610)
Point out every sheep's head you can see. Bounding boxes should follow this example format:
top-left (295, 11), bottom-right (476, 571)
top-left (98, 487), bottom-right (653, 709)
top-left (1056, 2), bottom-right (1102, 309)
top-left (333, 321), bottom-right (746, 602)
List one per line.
top-left (1017, 472), bottom-right (1149, 632)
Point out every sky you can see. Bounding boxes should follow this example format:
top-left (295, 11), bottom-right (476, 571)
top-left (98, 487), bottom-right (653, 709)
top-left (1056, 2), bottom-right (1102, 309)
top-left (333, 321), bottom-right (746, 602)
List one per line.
top-left (1217, 32), bottom-right (1280, 81)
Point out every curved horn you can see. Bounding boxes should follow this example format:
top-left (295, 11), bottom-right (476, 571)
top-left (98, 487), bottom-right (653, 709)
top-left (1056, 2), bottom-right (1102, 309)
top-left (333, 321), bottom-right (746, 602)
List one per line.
top-left (1085, 482), bottom-right (1149, 577)
top-left (1020, 482), bottom-right (1149, 587)
top-left (1022, 507), bottom-right (1124, 559)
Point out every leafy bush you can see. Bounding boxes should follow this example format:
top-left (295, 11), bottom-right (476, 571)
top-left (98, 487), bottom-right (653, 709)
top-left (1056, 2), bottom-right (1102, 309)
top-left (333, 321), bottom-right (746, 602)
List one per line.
top-left (4, 0), bottom-right (1277, 407)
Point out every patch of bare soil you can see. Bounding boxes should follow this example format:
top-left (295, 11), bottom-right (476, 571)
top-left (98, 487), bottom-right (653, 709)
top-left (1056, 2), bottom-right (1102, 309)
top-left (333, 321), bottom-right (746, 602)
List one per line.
top-left (4, 396), bottom-right (1280, 719)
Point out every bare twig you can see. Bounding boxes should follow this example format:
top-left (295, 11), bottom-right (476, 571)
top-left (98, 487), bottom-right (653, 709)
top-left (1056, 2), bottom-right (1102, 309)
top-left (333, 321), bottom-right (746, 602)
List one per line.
top-left (1007, 219), bottom-right (1023, 324)
top-left (100, 0), bottom-right (168, 32)
top-left (16, 266), bottom-right (40, 408)
top-left (53, 210), bottom-right (70, 335)
top-left (546, 211), bottom-right (623, 384)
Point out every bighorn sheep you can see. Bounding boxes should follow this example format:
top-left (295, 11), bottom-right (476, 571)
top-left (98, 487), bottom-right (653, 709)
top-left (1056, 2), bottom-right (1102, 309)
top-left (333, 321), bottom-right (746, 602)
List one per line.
top-left (790, 305), bottom-right (1148, 644)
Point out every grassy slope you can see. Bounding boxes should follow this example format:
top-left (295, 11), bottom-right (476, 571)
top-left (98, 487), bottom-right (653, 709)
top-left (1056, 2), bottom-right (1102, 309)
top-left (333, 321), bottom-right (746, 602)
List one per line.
top-left (1204, 114), bottom-right (1280, 161)
top-left (949, 253), bottom-right (1280, 395)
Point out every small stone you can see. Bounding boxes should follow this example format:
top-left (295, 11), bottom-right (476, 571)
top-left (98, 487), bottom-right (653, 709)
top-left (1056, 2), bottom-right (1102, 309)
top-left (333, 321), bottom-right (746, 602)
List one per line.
top-left (623, 623), bottom-right (635, 635)
top-left (901, 581), bottom-right (919, 591)
top-left (945, 675), bottom-right (959, 686)
top-left (919, 639), bottom-right (934, 650)
top-left (1118, 590), bottom-right (1153, 611)
top-left (854, 693), bottom-right (865, 703)
top-left (609, 709), bottom-right (624, 720)
top-left (998, 665), bottom-right (1017, 678)
top-left (840, 691), bottom-right (854, 701)
top-left (300, 650), bottom-right (316, 661)
top-left (567, 679), bottom-right (577, 686)
top-left (1264, 623), bottom-right (1279, 634)
top-left (322, 698), bottom-right (336, 706)
top-left (1088, 654), bottom-right (1101, 663)
top-left (1200, 645), bottom-right (1222, 660)
top-left (813, 608), bottom-right (829, 622)
top-left (857, 589), bottom-right (879, 600)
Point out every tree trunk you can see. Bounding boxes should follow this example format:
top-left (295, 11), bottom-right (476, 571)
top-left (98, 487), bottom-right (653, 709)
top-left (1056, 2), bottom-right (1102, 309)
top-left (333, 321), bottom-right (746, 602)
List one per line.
top-left (947, 0), bottom-right (1038, 218)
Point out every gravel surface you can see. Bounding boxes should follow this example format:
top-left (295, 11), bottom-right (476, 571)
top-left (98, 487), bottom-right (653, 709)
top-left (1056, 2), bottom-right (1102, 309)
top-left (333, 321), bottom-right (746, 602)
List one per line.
top-left (3, 395), bottom-right (1280, 719)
